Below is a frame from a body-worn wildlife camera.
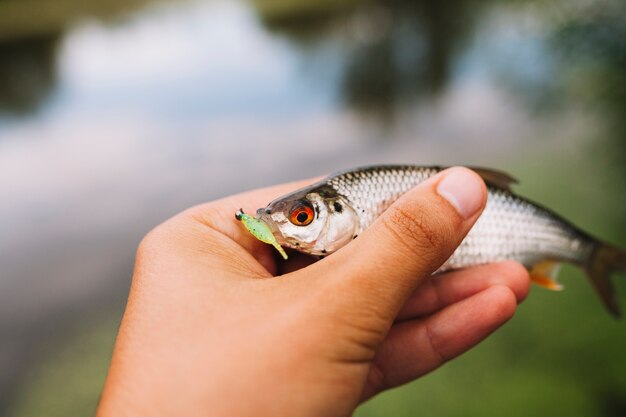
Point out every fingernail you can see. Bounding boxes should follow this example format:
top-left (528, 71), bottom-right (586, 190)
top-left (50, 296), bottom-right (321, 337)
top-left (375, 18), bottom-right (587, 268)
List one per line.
top-left (436, 168), bottom-right (484, 219)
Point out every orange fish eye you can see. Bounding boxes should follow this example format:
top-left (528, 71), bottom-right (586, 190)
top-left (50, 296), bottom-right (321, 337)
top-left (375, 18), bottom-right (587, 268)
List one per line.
top-left (289, 202), bottom-right (314, 226)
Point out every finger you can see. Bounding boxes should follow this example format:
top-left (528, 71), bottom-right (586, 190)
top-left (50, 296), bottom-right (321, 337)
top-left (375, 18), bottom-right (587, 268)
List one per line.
top-left (305, 167), bottom-right (487, 322)
top-left (175, 177), bottom-right (322, 275)
top-left (188, 177), bottom-right (321, 249)
top-left (397, 261), bottom-right (530, 321)
top-left (362, 285), bottom-right (517, 401)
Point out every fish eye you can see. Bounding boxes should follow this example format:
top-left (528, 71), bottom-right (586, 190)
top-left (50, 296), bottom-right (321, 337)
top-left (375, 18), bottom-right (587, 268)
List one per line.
top-left (289, 201), bottom-right (314, 226)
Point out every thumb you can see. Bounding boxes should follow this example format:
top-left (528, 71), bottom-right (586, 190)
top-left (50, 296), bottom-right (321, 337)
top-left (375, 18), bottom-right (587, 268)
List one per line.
top-left (308, 167), bottom-right (487, 322)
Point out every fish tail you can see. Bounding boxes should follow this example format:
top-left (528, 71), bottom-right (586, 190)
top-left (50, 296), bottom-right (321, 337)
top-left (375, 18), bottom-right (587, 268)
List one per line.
top-left (585, 242), bottom-right (626, 318)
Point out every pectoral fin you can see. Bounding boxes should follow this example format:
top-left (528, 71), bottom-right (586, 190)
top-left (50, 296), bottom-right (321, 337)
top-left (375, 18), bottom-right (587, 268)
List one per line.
top-left (530, 261), bottom-right (563, 291)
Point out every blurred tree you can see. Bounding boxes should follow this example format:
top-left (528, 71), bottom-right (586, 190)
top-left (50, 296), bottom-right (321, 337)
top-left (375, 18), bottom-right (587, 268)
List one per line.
top-left (0, 0), bottom-right (169, 114)
top-left (0, 35), bottom-right (59, 114)
top-left (255, 0), bottom-right (487, 118)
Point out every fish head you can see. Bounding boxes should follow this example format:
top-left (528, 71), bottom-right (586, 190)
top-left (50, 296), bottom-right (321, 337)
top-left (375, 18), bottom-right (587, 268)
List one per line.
top-left (256, 185), bottom-right (360, 256)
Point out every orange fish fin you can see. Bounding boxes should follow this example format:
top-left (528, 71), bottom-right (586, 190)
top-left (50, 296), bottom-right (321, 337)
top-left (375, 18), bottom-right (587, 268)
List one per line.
top-left (530, 261), bottom-right (564, 291)
top-left (469, 167), bottom-right (519, 192)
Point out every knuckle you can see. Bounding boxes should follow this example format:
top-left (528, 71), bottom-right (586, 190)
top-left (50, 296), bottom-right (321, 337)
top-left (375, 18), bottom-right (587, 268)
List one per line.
top-left (497, 261), bottom-right (530, 301)
top-left (500, 261), bottom-right (528, 280)
top-left (424, 320), bottom-right (449, 364)
top-left (135, 225), bottom-right (167, 263)
top-left (367, 359), bottom-right (388, 394)
top-left (135, 217), bottom-right (185, 263)
top-left (488, 286), bottom-right (518, 319)
top-left (381, 205), bottom-right (443, 254)
top-left (132, 228), bottom-right (165, 287)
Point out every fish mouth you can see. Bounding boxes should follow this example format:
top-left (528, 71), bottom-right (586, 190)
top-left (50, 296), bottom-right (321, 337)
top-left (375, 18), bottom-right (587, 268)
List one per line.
top-left (255, 206), bottom-right (305, 251)
top-left (255, 207), bottom-right (282, 237)
top-left (255, 207), bottom-right (270, 222)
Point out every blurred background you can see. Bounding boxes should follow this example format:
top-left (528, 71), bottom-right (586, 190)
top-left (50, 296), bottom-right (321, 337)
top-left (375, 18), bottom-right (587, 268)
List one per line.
top-left (1, 0), bottom-right (625, 415)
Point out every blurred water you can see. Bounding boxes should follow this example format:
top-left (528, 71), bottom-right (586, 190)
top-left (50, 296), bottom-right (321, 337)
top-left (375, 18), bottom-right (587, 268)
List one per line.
top-left (1, 0), bottom-right (625, 414)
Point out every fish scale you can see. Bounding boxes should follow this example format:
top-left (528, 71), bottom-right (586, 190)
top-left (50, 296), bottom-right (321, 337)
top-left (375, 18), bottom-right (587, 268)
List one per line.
top-left (326, 166), bottom-right (593, 271)
top-left (329, 166), bottom-right (437, 230)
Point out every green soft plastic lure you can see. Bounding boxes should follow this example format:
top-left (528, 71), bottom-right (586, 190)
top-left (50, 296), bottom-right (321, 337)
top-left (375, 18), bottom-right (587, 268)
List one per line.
top-left (235, 209), bottom-right (288, 260)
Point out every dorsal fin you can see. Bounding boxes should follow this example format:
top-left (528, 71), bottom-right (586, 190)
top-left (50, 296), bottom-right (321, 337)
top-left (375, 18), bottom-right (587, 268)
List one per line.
top-left (469, 167), bottom-right (519, 192)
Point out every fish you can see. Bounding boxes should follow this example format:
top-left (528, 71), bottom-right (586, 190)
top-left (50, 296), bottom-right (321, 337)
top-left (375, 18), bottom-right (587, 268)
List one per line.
top-left (253, 165), bottom-right (626, 317)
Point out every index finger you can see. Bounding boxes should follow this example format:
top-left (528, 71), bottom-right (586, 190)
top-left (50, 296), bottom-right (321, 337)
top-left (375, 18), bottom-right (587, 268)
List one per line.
top-left (182, 177), bottom-right (323, 270)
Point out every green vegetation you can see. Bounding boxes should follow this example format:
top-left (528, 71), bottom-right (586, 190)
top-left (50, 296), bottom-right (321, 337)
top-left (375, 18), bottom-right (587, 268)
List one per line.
top-left (0, 0), bottom-right (162, 41)
top-left (4, 0), bottom-right (625, 416)
top-left (8, 314), bottom-right (120, 417)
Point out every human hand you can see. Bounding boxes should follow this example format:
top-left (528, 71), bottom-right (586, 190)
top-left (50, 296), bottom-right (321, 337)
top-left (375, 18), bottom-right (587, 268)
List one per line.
top-left (97, 167), bottom-right (530, 417)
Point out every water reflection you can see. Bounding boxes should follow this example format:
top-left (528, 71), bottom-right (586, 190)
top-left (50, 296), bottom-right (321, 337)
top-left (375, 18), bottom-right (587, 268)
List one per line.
top-left (1, 0), bottom-right (623, 131)
top-left (1, 0), bottom-right (625, 416)
top-left (0, 0), bottom-right (160, 115)
top-left (257, 0), bottom-right (483, 117)
top-left (257, 0), bottom-right (626, 127)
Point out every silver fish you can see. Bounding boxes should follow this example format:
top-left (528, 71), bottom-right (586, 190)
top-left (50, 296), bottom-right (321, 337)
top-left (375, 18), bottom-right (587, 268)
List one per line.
top-left (256, 165), bottom-right (626, 317)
